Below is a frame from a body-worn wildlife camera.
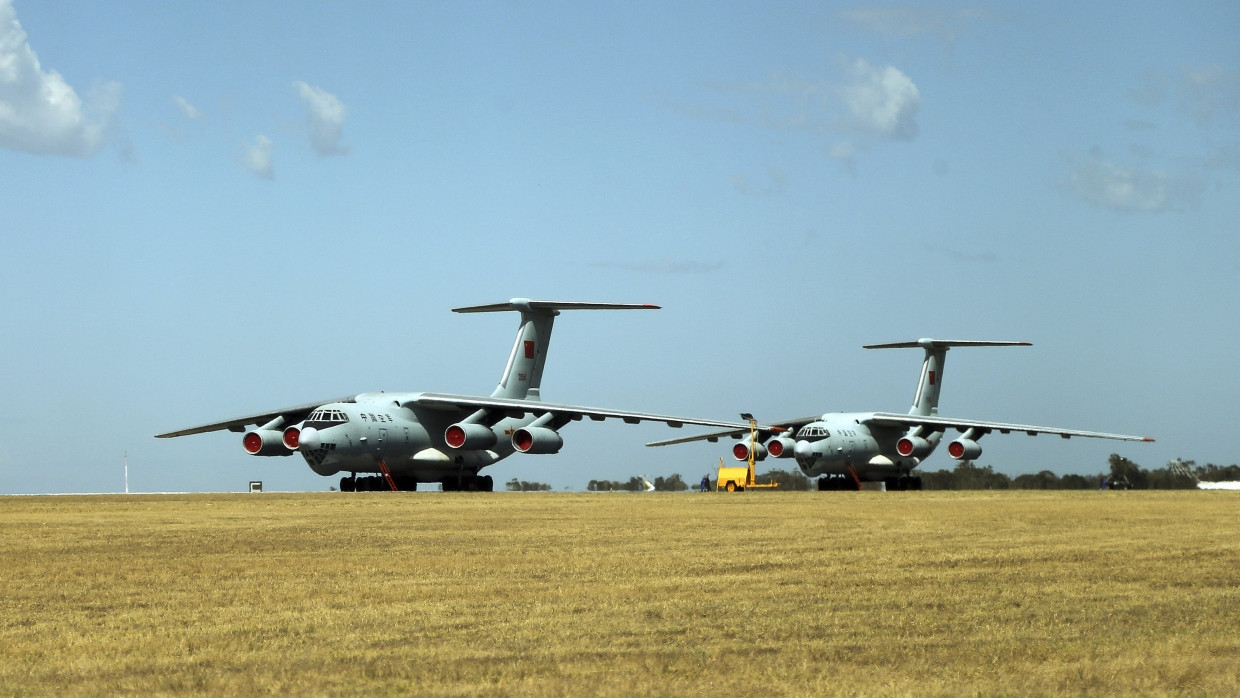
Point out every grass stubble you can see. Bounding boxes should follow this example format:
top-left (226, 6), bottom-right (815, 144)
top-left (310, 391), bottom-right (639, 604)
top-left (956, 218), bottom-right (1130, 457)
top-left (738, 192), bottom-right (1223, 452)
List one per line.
top-left (0, 490), bottom-right (1235, 696)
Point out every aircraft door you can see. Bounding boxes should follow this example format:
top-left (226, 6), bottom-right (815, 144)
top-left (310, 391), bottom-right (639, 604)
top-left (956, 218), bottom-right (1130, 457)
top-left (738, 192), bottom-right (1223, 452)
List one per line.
top-left (378, 428), bottom-right (387, 455)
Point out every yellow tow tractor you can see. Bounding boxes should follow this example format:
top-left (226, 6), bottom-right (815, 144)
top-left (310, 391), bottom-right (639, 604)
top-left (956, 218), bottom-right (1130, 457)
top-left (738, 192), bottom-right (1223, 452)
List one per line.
top-left (716, 413), bottom-right (780, 492)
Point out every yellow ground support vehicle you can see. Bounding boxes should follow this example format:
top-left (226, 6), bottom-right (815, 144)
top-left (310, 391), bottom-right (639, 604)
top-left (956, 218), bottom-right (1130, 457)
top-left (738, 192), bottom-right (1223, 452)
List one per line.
top-left (716, 459), bottom-right (779, 492)
top-left (716, 414), bottom-right (780, 492)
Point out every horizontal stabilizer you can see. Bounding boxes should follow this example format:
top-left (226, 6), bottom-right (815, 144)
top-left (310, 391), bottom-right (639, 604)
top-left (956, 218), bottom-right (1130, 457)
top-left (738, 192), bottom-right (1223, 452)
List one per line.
top-left (453, 298), bottom-right (659, 314)
top-left (864, 339), bottom-right (1032, 350)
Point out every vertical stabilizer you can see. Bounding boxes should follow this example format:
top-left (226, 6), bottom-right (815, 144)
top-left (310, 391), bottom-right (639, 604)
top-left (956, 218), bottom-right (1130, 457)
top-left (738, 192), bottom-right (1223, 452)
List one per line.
top-left (864, 339), bottom-right (1032, 416)
top-left (453, 299), bottom-right (660, 400)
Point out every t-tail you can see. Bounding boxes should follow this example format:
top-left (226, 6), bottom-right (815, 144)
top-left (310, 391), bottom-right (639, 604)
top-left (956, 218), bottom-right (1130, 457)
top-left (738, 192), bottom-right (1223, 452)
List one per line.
top-left (452, 298), bottom-right (660, 400)
top-left (864, 339), bottom-right (1032, 416)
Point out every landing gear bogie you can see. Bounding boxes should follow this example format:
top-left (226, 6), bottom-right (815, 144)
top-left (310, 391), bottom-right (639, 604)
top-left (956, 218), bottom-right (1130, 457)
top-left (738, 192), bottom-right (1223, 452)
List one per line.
top-left (440, 474), bottom-right (494, 492)
top-left (816, 475), bottom-right (861, 491)
top-left (339, 473), bottom-right (419, 492)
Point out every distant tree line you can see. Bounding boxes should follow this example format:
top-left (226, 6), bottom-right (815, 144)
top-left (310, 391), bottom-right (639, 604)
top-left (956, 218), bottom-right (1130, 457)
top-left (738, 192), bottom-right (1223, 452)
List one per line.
top-left (920, 456), bottom-right (1240, 490)
top-left (754, 469), bottom-right (812, 490)
top-left (587, 474), bottom-right (689, 491)
top-left (582, 457), bottom-right (1240, 492)
top-left (506, 478), bottom-right (552, 492)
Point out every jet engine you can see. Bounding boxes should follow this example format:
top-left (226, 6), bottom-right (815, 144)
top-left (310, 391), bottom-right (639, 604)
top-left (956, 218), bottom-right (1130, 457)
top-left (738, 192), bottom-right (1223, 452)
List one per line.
top-left (513, 426), bottom-right (563, 454)
top-left (444, 422), bottom-right (498, 449)
top-left (766, 436), bottom-right (797, 458)
top-left (243, 429), bottom-right (291, 456)
top-left (282, 424), bottom-right (304, 450)
top-left (947, 438), bottom-right (982, 461)
top-left (896, 435), bottom-right (934, 459)
top-left (732, 441), bottom-right (767, 462)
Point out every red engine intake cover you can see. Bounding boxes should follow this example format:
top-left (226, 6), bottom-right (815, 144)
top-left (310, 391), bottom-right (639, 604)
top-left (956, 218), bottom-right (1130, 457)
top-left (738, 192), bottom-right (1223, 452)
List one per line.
top-left (897, 437), bottom-right (915, 457)
top-left (445, 425), bottom-right (466, 449)
top-left (243, 432), bottom-right (263, 454)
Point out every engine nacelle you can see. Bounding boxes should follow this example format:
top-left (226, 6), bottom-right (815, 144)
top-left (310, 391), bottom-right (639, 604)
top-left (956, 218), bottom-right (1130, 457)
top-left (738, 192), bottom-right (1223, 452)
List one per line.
top-left (243, 429), bottom-right (291, 456)
top-left (513, 426), bottom-right (563, 454)
top-left (732, 441), bottom-right (767, 462)
top-left (444, 422), bottom-right (498, 449)
top-left (766, 436), bottom-right (797, 458)
top-left (947, 438), bottom-right (982, 461)
top-left (896, 435), bottom-right (934, 459)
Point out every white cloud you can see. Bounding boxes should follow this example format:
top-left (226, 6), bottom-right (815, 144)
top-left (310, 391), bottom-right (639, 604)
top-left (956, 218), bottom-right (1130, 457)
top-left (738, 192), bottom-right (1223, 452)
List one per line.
top-left (680, 58), bottom-right (920, 173)
top-left (293, 81), bottom-right (347, 156)
top-left (829, 140), bottom-right (861, 176)
top-left (172, 95), bottom-right (202, 120)
top-left (0, 0), bottom-right (119, 157)
top-left (1067, 156), bottom-right (1200, 213)
top-left (1179, 64), bottom-right (1240, 128)
top-left (244, 134), bottom-right (274, 179)
top-left (1130, 64), bottom-right (1240, 128)
top-left (840, 6), bottom-right (994, 55)
top-left (839, 59), bottom-right (920, 141)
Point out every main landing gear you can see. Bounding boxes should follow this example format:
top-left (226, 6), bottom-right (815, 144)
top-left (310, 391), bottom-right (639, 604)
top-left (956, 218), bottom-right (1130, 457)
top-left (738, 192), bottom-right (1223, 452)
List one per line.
top-left (817, 475), bottom-right (862, 491)
top-left (338, 474), bottom-right (496, 492)
top-left (814, 474), bottom-right (923, 491)
top-left (883, 475), bottom-right (923, 491)
top-left (340, 474), bottom-right (417, 492)
top-left (440, 474), bottom-right (494, 492)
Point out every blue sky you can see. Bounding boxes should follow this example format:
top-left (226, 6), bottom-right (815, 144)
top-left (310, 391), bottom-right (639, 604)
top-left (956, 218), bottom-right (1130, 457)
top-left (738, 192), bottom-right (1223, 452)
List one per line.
top-left (2, 1), bottom-right (1237, 493)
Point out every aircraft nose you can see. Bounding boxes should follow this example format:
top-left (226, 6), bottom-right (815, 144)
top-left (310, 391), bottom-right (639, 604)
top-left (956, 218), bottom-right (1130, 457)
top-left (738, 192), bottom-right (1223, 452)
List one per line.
top-left (299, 427), bottom-right (321, 451)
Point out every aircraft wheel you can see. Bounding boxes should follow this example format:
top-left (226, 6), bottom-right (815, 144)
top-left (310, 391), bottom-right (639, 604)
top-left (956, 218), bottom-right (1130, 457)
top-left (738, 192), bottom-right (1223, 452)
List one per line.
top-left (480, 475), bottom-right (494, 492)
top-left (340, 476), bottom-right (355, 493)
top-left (725, 481), bottom-right (737, 492)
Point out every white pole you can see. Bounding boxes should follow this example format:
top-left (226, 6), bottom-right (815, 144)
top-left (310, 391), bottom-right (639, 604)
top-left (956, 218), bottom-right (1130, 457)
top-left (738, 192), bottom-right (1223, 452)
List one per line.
top-left (124, 452), bottom-right (129, 494)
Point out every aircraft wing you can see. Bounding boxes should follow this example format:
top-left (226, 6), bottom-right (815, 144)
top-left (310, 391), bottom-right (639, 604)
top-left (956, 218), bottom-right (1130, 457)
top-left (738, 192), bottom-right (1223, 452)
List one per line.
top-left (411, 393), bottom-right (755, 430)
top-left (864, 412), bottom-right (1155, 442)
top-left (154, 397), bottom-right (356, 438)
top-left (644, 416), bottom-right (820, 447)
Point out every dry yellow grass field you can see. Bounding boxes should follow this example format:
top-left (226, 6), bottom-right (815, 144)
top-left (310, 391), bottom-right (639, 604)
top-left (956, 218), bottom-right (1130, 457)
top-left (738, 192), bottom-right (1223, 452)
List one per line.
top-left (1, 490), bottom-right (1236, 695)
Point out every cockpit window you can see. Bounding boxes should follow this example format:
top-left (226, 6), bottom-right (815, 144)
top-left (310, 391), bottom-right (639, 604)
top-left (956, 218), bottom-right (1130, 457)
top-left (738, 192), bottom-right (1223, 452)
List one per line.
top-left (797, 425), bottom-right (830, 440)
top-left (305, 409), bottom-right (349, 428)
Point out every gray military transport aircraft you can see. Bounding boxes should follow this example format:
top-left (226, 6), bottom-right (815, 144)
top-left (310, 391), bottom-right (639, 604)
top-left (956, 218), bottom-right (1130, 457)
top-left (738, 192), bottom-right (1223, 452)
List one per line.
top-left (647, 339), bottom-right (1154, 491)
top-left (156, 299), bottom-right (753, 492)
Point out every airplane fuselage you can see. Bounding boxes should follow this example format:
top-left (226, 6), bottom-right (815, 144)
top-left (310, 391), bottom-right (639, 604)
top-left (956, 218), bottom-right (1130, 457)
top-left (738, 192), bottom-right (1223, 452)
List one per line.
top-left (259, 392), bottom-right (540, 485)
top-left (779, 412), bottom-right (941, 483)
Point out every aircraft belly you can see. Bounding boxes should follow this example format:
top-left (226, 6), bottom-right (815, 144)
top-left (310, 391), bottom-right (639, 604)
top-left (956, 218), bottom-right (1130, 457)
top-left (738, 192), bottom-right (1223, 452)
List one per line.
top-left (795, 432), bottom-right (896, 480)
